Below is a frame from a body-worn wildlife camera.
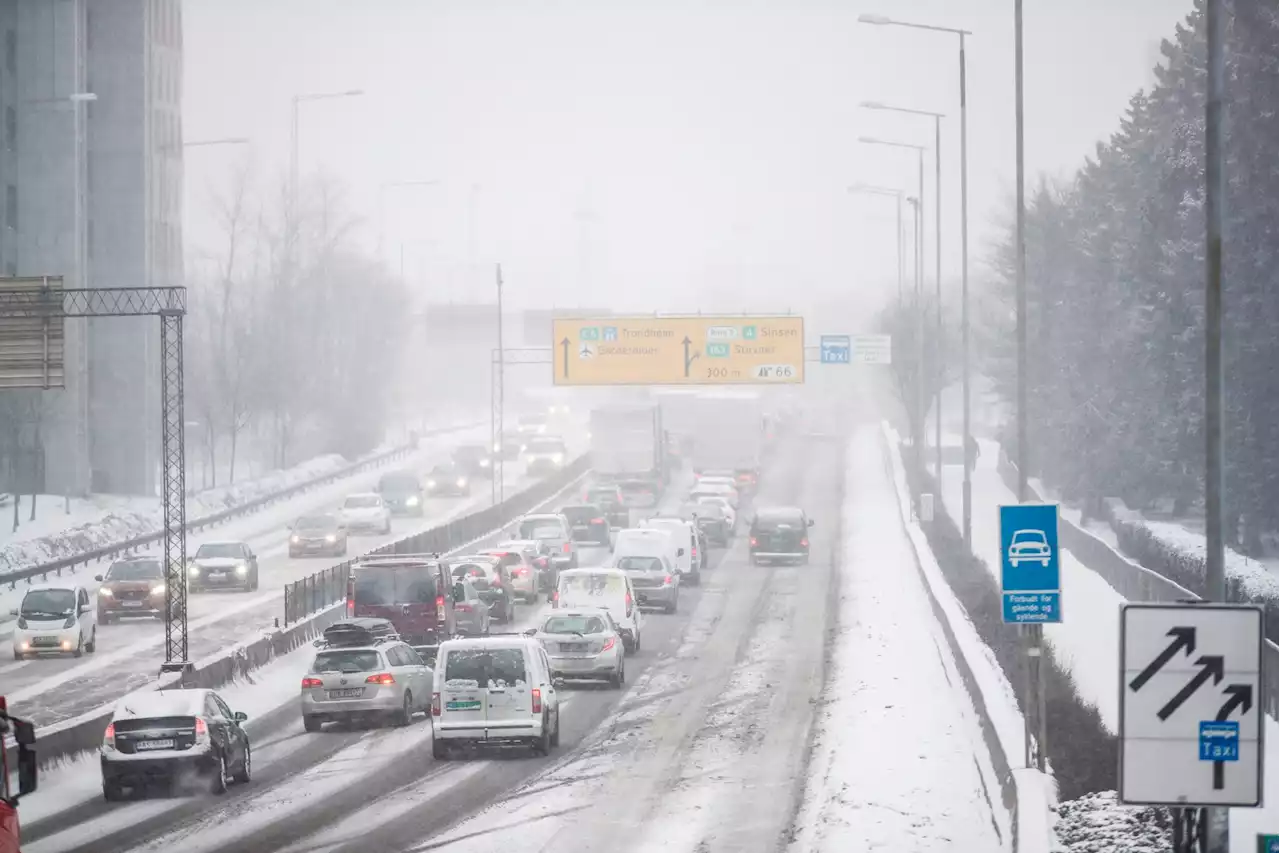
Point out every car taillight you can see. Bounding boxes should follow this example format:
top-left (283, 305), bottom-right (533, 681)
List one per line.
top-left (103, 722), bottom-right (116, 749)
top-left (562, 542), bottom-right (571, 553)
top-left (531, 688), bottom-right (543, 714)
top-left (432, 693), bottom-right (441, 717)
top-left (625, 592), bottom-right (633, 609)
top-left (591, 517), bottom-right (604, 524)
top-left (692, 547), bottom-right (698, 558)
top-left (366, 673), bottom-right (396, 685)
top-left (301, 677), bottom-right (323, 688)
top-left (436, 595), bottom-right (446, 621)
top-left (750, 537), bottom-right (758, 547)
top-left (513, 567), bottom-right (528, 576)
top-left (552, 590), bottom-right (559, 608)
top-left (194, 717), bottom-right (209, 742)
top-left (801, 538), bottom-right (809, 548)
top-left (664, 575), bottom-right (673, 585)
top-left (456, 603), bottom-right (472, 612)
top-left (601, 636), bottom-right (616, 652)
top-left (346, 597), bottom-right (355, 617)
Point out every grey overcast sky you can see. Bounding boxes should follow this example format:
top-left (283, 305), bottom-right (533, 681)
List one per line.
top-left (182, 0), bottom-right (1185, 317)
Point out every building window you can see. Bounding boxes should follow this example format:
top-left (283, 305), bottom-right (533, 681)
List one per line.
top-left (5, 107), bottom-right (14, 151)
top-left (5, 185), bottom-right (15, 231)
top-left (5, 31), bottom-right (14, 75)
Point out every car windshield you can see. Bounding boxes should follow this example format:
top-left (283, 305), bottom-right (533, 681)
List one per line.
top-left (542, 615), bottom-right (606, 635)
top-left (105, 559), bottom-right (163, 581)
top-left (20, 588), bottom-right (76, 616)
top-left (295, 515), bottom-right (336, 532)
top-left (616, 556), bottom-right (664, 573)
top-left (443, 648), bottom-right (527, 689)
top-left (352, 566), bottom-right (438, 605)
top-left (312, 650), bottom-right (380, 674)
top-left (518, 519), bottom-right (562, 539)
top-left (379, 473), bottom-right (418, 492)
top-left (560, 573), bottom-right (625, 598)
top-left (560, 506), bottom-right (600, 524)
top-left (195, 543), bottom-right (243, 559)
top-left (344, 495), bottom-right (381, 509)
top-left (755, 514), bottom-right (802, 532)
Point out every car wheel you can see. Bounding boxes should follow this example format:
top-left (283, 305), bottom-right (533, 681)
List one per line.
top-left (303, 715), bottom-right (323, 733)
top-left (749, 554), bottom-right (759, 566)
top-left (86, 628), bottom-right (97, 653)
top-left (610, 663), bottom-right (624, 689)
top-left (98, 611), bottom-right (110, 625)
top-left (210, 752), bottom-right (230, 795)
top-left (289, 550), bottom-right (299, 559)
top-left (665, 598), bottom-right (677, 614)
top-left (395, 692), bottom-right (414, 727)
top-left (550, 712), bottom-right (561, 747)
top-left (383, 521), bottom-right (392, 535)
top-left (533, 721), bottom-right (552, 756)
top-left (12, 650), bottom-right (21, 661)
top-left (432, 738), bottom-right (448, 760)
top-left (73, 633), bottom-right (84, 658)
top-left (102, 778), bottom-right (124, 802)
top-left (233, 744), bottom-right (252, 784)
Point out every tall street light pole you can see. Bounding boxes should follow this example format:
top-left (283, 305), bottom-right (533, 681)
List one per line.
top-left (847, 183), bottom-right (906, 302)
top-left (289, 89), bottom-right (364, 252)
top-left (859, 12), bottom-right (973, 548)
top-left (860, 136), bottom-right (928, 491)
top-left (1203, 0), bottom-right (1228, 849)
top-left (862, 102), bottom-right (946, 489)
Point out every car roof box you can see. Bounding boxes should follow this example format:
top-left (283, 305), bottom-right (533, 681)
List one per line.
top-left (322, 618), bottom-right (398, 647)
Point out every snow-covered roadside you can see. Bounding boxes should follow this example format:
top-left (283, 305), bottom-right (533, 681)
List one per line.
top-left (789, 424), bottom-right (1011, 852)
top-left (939, 436), bottom-right (1125, 733)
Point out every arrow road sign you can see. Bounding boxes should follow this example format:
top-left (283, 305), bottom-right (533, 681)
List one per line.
top-left (682, 336), bottom-right (699, 377)
top-left (1119, 603), bottom-right (1264, 807)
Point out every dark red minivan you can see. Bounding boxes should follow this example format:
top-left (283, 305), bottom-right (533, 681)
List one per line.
top-left (345, 555), bottom-right (456, 660)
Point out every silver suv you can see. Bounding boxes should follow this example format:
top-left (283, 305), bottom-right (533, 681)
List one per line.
top-left (300, 619), bottom-right (433, 732)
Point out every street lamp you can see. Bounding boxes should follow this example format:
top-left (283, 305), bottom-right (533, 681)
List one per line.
top-left (858, 12), bottom-right (974, 550)
top-left (849, 180), bottom-right (911, 300)
top-left (859, 136), bottom-right (928, 493)
top-left (289, 89), bottom-right (364, 225)
top-left (862, 102), bottom-right (946, 491)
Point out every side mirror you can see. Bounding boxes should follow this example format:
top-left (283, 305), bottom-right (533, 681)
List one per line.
top-left (233, 711), bottom-right (248, 723)
top-left (677, 548), bottom-right (685, 557)
top-left (524, 627), bottom-right (537, 637)
top-left (17, 741), bottom-right (37, 797)
top-left (79, 604), bottom-right (92, 615)
top-left (94, 574), bottom-right (104, 582)
top-left (808, 519), bottom-right (815, 528)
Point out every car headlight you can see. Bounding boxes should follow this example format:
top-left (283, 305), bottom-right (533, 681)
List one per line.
top-left (151, 584), bottom-right (166, 596)
top-left (406, 495), bottom-right (420, 506)
top-left (325, 534), bottom-right (337, 543)
top-left (235, 562), bottom-right (249, 575)
top-left (427, 480), bottom-right (437, 488)
top-left (456, 478), bottom-right (467, 488)
top-left (552, 453), bottom-right (564, 464)
top-left (479, 458), bottom-right (491, 467)
top-left (99, 587), bottom-right (113, 597)
top-left (290, 534), bottom-right (301, 544)
top-left (188, 565), bottom-right (201, 576)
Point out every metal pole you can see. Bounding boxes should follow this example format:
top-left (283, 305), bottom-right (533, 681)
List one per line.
top-left (960, 32), bottom-right (973, 549)
top-left (1014, 0), bottom-right (1046, 773)
top-left (934, 115), bottom-right (943, 489)
top-left (496, 264), bottom-right (506, 505)
top-left (1203, 0), bottom-right (1228, 849)
top-left (289, 96), bottom-right (300, 236)
top-left (910, 197), bottom-right (924, 488)
top-left (916, 148), bottom-right (926, 490)
top-left (159, 311), bottom-right (189, 674)
top-left (896, 193), bottom-right (904, 303)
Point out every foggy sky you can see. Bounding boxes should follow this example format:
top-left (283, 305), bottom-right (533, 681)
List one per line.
top-left (182, 0), bottom-right (1186, 318)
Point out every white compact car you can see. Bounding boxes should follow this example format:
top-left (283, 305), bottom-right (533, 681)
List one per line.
top-left (11, 583), bottom-right (98, 659)
top-left (431, 636), bottom-right (561, 759)
top-left (339, 493), bottom-right (393, 535)
top-left (533, 608), bottom-right (625, 687)
top-left (555, 567), bottom-right (643, 653)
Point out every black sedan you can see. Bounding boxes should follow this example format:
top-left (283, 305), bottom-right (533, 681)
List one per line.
top-left (425, 463), bottom-right (472, 497)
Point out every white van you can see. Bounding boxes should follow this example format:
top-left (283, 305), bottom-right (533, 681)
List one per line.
top-left (554, 568), bottom-right (643, 653)
top-left (638, 518), bottom-right (700, 586)
top-left (431, 636), bottom-right (561, 759)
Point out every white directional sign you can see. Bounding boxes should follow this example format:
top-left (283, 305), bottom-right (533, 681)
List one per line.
top-left (1119, 603), bottom-right (1264, 807)
top-left (851, 334), bottom-right (892, 364)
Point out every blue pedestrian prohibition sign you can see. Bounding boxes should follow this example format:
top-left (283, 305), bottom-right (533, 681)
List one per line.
top-left (999, 503), bottom-right (1062, 623)
top-left (820, 335), bottom-right (851, 364)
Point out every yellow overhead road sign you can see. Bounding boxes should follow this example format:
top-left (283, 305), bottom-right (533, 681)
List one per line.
top-left (552, 315), bottom-right (805, 386)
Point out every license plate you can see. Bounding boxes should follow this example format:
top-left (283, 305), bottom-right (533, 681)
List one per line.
top-left (446, 699), bottom-right (482, 711)
top-left (208, 572), bottom-right (226, 581)
top-left (327, 688), bottom-right (363, 699)
top-left (122, 601), bottom-right (144, 608)
top-left (135, 739), bottom-right (175, 751)
top-left (33, 637), bottom-right (58, 646)
top-left (560, 643), bottom-right (587, 653)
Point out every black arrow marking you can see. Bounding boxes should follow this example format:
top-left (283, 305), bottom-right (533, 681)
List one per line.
top-left (560, 337), bottom-right (570, 379)
top-left (682, 337), bottom-right (700, 378)
top-left (1212, 684), bottom-right (1254, 791)
top-left (1129, 626), bottom-right (1196, 692)
top-left (1157, 655), bottom-right (1224, 721)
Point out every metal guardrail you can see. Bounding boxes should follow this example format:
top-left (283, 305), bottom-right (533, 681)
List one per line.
top-left (0, 421), bottom-right (484, 591)
top-left (283, 455), bottom-right (593, 625)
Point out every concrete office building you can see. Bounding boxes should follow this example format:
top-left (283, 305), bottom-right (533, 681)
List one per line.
top-left (5, 0), bottom-right (181, 496)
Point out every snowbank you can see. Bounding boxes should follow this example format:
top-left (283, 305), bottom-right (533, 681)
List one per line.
top-left (1136, 518), bottom-right (1278, 601)
top-left (1053, 791), bottom-right (1171, 852)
